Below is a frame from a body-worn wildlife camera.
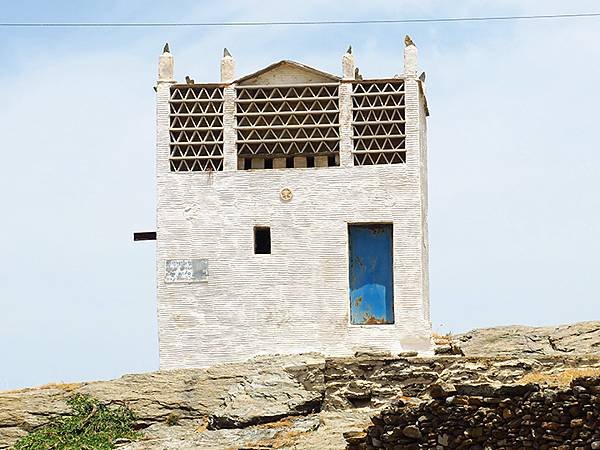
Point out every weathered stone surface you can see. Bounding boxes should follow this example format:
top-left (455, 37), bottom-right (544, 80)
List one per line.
top-left (457, 321), bottom-right (600, 357)
top-left (118, 411), bottom-right (371, 450)
top-left (0, 354), bottom-right (325, 449)
top-left (343, 430), bottom-right (368, 445)
top-left (402, 424), bottom-right (422, 439)
top-left (354, 349), bottom-right (393, 358)
top-left (0, 387), bottom-right (72, 443)
top-left (207, 360), bottom-right (323, 428)
top-left (434, 343), bottom-right (464, 356)
top-left (2, 323), bottom-right (600, 449)
top-left (428, 381), bottom-right (456, 399)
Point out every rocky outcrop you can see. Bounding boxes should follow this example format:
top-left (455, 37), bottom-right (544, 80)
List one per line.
top-left (456, 321), bottom-right (600, 357)
top-left (2, 353), bottom-right (600, 449)
top-left (0, 353), bottom-right (326, 448)
top-left (347, 377), bottom-right (600, 449)
top-left (2, 322), bottom-right (599, 449)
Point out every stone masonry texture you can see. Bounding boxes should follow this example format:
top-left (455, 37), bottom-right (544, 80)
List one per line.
top-left (347, 377), bottom-right (600, 449)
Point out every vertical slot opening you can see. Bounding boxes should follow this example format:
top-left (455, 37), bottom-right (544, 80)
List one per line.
top-left (254, 227), bottom-right (271, 254)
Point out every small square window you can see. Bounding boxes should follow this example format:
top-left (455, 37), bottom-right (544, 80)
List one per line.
top-left (254, 227), bottom-right (271, 254)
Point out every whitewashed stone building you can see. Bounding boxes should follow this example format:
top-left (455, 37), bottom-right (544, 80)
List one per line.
top-left (145, 40), bottom-right (432, 369)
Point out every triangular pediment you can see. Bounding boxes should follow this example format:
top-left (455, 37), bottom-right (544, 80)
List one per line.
top-left (235, 60), bottom-right (340, 86)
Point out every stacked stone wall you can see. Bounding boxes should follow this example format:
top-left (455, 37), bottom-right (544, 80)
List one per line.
top-left (347, 377), bottom-right (600, 449)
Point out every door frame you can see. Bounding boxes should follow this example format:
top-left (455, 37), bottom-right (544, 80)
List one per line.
top-left (347, 222), bottom-right (395, 326)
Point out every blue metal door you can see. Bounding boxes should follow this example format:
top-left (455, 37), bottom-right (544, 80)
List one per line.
top-left (348, 224), bottom-right (394, 325)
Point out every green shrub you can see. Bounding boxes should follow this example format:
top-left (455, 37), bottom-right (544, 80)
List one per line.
top-left (13, 393), bottom-right (141, 450)
top-left (165, 412), bottom-right (180, 426)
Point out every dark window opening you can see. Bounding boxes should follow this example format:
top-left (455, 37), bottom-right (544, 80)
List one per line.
top-left (306, 156), bottom-right (315, 168)
top-left (286, 157), bottom-right (294, 168)
top-left (244, 158), bottom-right (252, 170)
top-left (328, 155), bottom-right (337, 167)
top-left (254, 227), bottom-right (271, 254)
top-left (264, 158), bottom-right (273, 169)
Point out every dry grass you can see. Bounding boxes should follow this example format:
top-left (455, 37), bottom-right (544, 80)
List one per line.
top-left (249, 430), bottom-right (310, 449)
top-left (518, 367), bottom-right (600, 386)
top-left (257, 417), bottom-right (295, 429)
top-left (194, 416), bottom-right (208, 433)
top-left (1, 382), bottom-right (82, 394)
top-left (432, 332), bottom-right (454, 345)
top-left (37, 382), bottom-right (81, 392)
top-left (244, 416), bottom-right (321, 449)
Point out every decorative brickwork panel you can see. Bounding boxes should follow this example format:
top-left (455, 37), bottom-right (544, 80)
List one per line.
top-left (351, 81), bottom-right (406, 165)
top-left (235, 84), bottom-right (340, 162)
top-left (169, 85), bottom-right (224, 171)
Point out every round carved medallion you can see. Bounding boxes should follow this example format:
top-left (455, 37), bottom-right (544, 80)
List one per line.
top-left (280, 188), bottom-right (293, 202)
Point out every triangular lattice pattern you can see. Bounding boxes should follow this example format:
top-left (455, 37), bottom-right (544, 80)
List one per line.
top-left (169, 158), bottom-right (223, 172)
top-left (353, 151), bottom-right (406, 166)
top-left (236, 84), bottom-right (340, 157)
top-left (351, 80), bottom-right (406, 166)
top-left (169, 85), bottom-right (224, 172)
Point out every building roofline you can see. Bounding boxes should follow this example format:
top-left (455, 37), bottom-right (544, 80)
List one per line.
top-left (234, 60), bottom-right (341, 84)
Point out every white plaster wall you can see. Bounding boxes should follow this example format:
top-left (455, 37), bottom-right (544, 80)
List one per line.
top-left (417, 82), bottom-right (431, 323)
top-left (155, 75), bottom-right (432, 369)
top-left (157, 165), bottom-right (431, 369)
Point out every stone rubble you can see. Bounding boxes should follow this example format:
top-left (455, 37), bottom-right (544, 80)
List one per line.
top-left (346, 377), bottom-right (600, 449)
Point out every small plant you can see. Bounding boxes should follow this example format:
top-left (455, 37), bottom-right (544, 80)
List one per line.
top-left (165, 412), bottom-right (181, 426)
top-left (13, 393), bottom-right (140, 450)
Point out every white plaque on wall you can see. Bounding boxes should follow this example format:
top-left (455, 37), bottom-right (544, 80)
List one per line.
top-left (165, 259), bottom-right (208, 283)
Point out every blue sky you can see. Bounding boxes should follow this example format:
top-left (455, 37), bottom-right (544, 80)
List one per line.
top-left (1, 1), bottom-right (599, 390)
